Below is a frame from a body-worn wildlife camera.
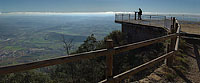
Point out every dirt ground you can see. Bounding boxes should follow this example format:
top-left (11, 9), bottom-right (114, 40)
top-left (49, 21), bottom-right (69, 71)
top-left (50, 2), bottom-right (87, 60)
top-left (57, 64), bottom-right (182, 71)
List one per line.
top-left (175, 43), bottom-right (200, 83)
top-left (175, 21), bottom-right (200, 83)
top-left (180, 21), bottom-right (200, 34)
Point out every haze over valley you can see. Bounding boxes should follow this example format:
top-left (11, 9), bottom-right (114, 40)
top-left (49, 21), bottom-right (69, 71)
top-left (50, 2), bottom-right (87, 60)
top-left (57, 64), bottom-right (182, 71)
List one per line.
top-left (0, 14), bottom-right (121, 66)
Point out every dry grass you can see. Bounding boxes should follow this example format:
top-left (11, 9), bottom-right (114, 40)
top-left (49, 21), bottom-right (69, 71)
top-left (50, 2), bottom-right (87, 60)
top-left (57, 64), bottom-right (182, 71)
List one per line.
top-left (180, 21), bottom-right (200, 34)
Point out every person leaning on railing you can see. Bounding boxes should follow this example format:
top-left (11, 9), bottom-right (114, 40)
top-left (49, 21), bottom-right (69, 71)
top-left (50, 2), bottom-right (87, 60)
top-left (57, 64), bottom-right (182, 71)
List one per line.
top-left (138, 8), bottom-right (142, 20)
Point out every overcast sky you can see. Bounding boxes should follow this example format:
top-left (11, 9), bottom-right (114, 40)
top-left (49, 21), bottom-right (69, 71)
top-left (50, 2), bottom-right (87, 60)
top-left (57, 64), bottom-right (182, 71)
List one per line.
top-left (0, 0), bottom-right (200, 14)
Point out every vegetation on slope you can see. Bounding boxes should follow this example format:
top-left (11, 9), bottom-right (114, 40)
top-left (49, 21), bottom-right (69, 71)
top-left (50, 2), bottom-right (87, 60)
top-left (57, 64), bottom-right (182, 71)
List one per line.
top-left (0, 30), bottom-right (166, 83)
top-left (138, 39), bottom-right (190, 82)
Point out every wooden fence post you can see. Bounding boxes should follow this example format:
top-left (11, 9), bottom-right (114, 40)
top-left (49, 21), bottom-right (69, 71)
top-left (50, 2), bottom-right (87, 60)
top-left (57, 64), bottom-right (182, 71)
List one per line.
top-left (166, 44), bottom-right (171, 66)
top-left (175, 23), bottom-right (178, 32)
top-left (106, 39), bottom-right (114, 83)
top-left (166, 17), bottom-right (176, 67)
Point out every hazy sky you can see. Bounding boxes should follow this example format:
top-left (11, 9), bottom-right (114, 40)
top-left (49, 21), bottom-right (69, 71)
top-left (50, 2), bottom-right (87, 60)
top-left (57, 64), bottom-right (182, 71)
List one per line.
top-left (0, 0), bottom-right (200, 13)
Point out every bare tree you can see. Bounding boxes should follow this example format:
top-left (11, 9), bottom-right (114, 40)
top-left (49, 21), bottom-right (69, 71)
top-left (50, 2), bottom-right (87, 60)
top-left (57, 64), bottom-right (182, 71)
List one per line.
top-left (61, 35), bottom-right (74, 55)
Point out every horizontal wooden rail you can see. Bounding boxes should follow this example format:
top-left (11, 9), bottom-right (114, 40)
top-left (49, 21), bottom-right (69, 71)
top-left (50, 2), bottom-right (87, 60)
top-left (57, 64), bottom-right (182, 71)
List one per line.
top-left (114, 34), bottom-right (177, 54)
top-left (0, 34), bottom-right (177, 75)
top-left (99, 51), bottom-right (176, 83)
top-left (0, 49), bottom-right (108, 74)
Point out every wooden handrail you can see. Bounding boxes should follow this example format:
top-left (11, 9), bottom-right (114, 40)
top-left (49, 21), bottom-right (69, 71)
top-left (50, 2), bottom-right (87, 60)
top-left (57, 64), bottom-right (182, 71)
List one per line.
top-left (114, 34), bottom-right (177, 54)
top-left (99, 51), bottom-right (176, 83)
top-left (0, 49), bottom-right (108, 74)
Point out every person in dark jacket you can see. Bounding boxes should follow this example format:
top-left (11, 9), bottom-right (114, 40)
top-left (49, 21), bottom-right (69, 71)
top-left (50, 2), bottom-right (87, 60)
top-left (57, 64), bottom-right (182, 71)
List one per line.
top-left (138, 8), bottom-right (142, 20)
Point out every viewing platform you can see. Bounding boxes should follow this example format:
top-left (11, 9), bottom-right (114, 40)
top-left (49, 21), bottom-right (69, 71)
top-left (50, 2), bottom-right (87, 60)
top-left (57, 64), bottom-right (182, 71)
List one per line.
top-left (115, 13), bottom-right (173, 31)
top-left (2, 14), bottom-right (199, 83)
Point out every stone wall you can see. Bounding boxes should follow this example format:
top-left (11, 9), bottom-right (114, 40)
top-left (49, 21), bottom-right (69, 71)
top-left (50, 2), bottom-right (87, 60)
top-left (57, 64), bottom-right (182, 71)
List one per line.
top-left (122, 23), bottom-right (168, 43)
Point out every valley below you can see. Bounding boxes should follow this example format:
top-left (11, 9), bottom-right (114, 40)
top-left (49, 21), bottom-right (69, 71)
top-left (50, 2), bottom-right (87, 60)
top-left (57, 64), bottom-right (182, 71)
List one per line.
top-left (0, 14), bottom-right (120, 66)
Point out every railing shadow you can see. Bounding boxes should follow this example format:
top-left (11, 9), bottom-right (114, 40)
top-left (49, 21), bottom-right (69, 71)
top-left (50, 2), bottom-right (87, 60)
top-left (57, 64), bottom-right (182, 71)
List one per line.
top-left (184, 45), bottom-right (196, 59)
top-left (172, 67), bottom-right (192, 83)
top-left (187, 53), bottom-right (196, 59)
top-left (193, 44), bottom-right (200, 71)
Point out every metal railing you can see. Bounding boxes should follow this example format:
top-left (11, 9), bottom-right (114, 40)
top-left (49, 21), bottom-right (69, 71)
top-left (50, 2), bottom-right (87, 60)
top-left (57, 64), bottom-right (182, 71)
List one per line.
top-left (115, 13), bottom-right (172, 30)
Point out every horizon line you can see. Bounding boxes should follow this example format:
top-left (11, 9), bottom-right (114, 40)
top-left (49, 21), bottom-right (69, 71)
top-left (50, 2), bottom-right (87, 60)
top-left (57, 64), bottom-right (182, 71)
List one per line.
top-left (1, 11), bottom-right (200, 16)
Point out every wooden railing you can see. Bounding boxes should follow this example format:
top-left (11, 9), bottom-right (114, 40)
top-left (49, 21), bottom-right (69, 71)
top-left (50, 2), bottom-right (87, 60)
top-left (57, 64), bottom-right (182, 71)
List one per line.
top-left (0, 17), bottom-right (181, 83)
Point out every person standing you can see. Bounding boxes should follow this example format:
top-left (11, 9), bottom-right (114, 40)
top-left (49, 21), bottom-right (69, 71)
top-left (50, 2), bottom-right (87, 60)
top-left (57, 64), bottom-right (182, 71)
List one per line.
top-left (138, 8), bottom-right (142, 20)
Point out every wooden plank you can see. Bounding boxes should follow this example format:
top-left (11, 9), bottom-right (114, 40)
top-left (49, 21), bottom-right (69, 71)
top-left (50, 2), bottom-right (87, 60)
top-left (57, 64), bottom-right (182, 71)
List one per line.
top-left (167, 18), bottom-right (176, 67)
top-left (175, 23), bottom-right (181, 51)
top-left (113, 51), bottom-right (176, 81)
top-left (99, 51), bottom-right (176, 83)
top-left (166, 44), bottom-right (170, 66)
top-left (0, 49), bottom-right (108, 75)
top-left (176, 24), bottom-right (181, 34)
top-left (175, 36), bottom-right (180, 51)
top-left (114, 34), bottom-right (177, 55)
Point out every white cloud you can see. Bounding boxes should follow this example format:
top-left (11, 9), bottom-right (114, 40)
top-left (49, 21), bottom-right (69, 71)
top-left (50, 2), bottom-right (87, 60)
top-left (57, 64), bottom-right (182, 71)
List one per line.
top-left (1, 12), bottom-right (200, 17)
top-left (1, 12), bottom-right (115, 15)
